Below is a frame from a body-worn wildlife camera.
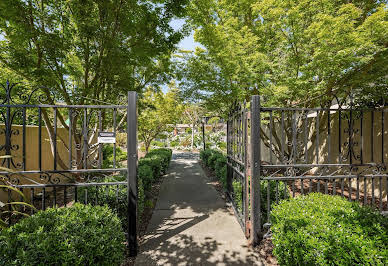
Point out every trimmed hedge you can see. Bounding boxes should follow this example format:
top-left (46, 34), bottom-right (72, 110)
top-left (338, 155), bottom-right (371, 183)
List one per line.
top-left (78, 175), bottom-right (144, 232)
top-left (79, 148), bottom-right (172, 231)
top-left (200, 149), bottom-right (288, 221)
top-left (271, 193), bottom-right (388, 265)
top-left (102, 145), bottom-right (127, 169)
top-left (0, 148), bottom-right (172, 265)
top-left (0, 203), bottom-right (125, 265)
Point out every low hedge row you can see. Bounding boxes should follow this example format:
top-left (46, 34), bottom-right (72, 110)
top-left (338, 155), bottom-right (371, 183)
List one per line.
top-left (1, 148), bottom-right (173, 265)
top-left (200, 149), bottom-right (288, 222)
top-left (200, 149), bottom-right (227, 189)
top-left (102, 145), bottom-right (128, 169)
top-left (271, 193), bottom-right (388, 265)
top-left (0, 204), bottom-right (125, 265)
top-left (79, 148), bottom-right (172, 231)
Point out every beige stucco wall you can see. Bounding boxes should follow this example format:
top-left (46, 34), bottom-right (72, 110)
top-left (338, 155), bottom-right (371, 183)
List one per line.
top-left (0, 125), bottom-right (76, 172)
top-left (260, 108), bottom-right (388, 200)
top-left (0, 124), bottom-right (97, 204)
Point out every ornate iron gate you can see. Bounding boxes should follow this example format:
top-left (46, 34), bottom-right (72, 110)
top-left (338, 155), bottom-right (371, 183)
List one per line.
top-left (226, 102), bottom-right (250, 238)
top-left (228, 94), bottom-right (388, 246)
top-left (0, 81), bottom-right (138, 255)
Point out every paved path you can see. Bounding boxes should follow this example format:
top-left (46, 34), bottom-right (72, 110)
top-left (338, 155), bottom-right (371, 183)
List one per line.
top-left (135, 153), bottom-right (263, 265)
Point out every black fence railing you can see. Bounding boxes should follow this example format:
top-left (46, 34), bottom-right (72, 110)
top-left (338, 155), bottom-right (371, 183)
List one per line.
top-left (226, 102), bottom-right (249, 237)
top-left (228, 94), bottom-right (388, 245)
top-left (0, 82), bottom-right (138, 255)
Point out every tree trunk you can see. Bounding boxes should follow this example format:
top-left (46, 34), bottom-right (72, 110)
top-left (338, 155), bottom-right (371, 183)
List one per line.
top-left (145, 141), bottom-right (151, 154)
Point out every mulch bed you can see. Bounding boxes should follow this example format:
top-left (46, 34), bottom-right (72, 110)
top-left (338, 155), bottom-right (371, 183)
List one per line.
top-left (138, 176), bottom-right (164, 239)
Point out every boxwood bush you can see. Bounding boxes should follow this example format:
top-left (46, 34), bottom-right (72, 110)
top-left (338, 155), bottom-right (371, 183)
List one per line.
top-left (139, 157), bottom-right (162, 178)
top-left (271, 193), bottom-right (388, 265)
top-left (200, 149), bottom-right (213, 165)
top-left (0, 203), bottom-right (125, 265)
top-left (102, 145), bottom-right (127, 168)
top-left (145, 148), bottom-right (172, 173)
top-left (77, 175), bottom-right (145, 232)
top-left (201, 149), bottom-right (288, 221)
top-left (78, 148), bottom-right (172, 231)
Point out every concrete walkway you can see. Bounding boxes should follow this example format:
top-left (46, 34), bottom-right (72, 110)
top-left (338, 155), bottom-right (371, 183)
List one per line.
top-left (135, 153), bottom-right (263, 265)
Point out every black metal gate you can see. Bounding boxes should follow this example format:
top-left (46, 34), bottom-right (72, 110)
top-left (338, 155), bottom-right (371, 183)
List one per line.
top-left (0, 82), bottom-right (138, 255)
top-left (228, 94), bottom-right (388, 246)
top-left (226, 102), bottom-right (250, 238)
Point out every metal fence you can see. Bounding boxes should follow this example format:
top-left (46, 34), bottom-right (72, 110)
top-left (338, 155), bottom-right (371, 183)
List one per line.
top-left (228, 94), bottom-right (388, 245)
top-left (226, 102), bottom-right (250, 237)
top-left (0, 82), bottom-right (138, 255)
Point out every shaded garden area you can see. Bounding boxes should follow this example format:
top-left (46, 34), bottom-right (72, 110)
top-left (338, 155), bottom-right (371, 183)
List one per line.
top-left (1, 0), bottom-right (388, 265)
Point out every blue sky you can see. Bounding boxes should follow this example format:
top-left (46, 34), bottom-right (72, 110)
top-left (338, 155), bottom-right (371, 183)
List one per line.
top-left (161, 19), bottom-right (203, 93)
top-left (170, 19), bottom-right (201, 51)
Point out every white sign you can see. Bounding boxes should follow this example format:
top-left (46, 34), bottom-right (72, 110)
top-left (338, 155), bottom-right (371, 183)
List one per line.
top-left (98, 132), bottom-right (116, 144)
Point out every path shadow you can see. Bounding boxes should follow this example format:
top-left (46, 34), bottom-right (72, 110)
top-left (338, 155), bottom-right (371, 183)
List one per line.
top-left (136, 233), bottom-right (263, 265)
top-left (140, 212), bottom-right (209, 252)
top-left (136, 154), bottom-right (262, 265)
top-left (154, 159), bottom-right (229, 215)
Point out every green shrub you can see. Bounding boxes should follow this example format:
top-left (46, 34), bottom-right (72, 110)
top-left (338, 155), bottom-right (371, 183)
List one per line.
top-left (200, 149), bottom-right (213, 165)
top-left (138, 164), bottom-right (154, 191)
top-left (217, 141), bottom-right (227, 151)
top-left (219, 166), bottom-right (227, 189)
top-left (232, 180), bottom-right (243, 211)
top-left (214, 156), bottom-right (226, 178)
top-left (75, 149), bottom-right (172, 234)
top-left (207, 151), bottom-right (223, 169)
top-left (139, 157), bottom-right (162, 177)
top-left (102, 145), bottom-right (127, 168)
top-left (145, 148), bottom-right (172, 174)
top-left (271, 193), bottom-right (388, 266)
top-left (151, 140), bottom-right (166, 148)
top-left (78, 176), bottom-right (128, 231)
top-left (0, 203), bottom-right (125, 265)
top-left (138, 178), bottom-right (145, 215)
top-left (260, 180), bottom-right (288, 223)
top-left (170, 140), bottom-right (179, 147)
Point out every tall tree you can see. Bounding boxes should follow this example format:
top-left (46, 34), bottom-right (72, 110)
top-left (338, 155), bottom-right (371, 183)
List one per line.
top-left (178, 0), bottom-right (388, 109)
top-left (176, 0), bottom-right (388, 161)
top-left (0, 0), bottom-right (188, 169)
top-left (0, 0), bottom-right (188, 103)
top-left (138, 87), bottom-right (183, 153)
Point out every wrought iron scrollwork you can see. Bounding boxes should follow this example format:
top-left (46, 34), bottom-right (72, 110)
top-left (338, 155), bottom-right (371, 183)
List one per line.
top-left (0, 81), bottom-right (44, 170)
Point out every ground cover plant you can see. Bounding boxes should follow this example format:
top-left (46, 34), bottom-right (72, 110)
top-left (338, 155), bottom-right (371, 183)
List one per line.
top-left (271, 193), bottom-right (388, 265)
top-left (0, 203), bottom-right (126, 265)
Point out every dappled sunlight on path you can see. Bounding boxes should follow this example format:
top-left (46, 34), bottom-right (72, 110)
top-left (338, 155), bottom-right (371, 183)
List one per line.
top-left (135, 153), bottom-right (263, 265)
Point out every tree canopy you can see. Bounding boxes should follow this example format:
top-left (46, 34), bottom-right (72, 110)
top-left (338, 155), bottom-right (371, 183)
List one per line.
top-left (0, 0), bottom-right (188, 105)
top-left (176, 0), bottom-right (388, 111)
top-left (138, 86), bottom-right (183, 153)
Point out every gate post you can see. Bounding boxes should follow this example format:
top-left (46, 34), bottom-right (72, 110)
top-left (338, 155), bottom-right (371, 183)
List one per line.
top-left (250, 95), bottom-right (261, 245)
top-left (226, 119), bottom-right (232, 194)
top-left (127, 91), bottom-right (138, 256)
top-left (202, 119), bottom-right (206, 150)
